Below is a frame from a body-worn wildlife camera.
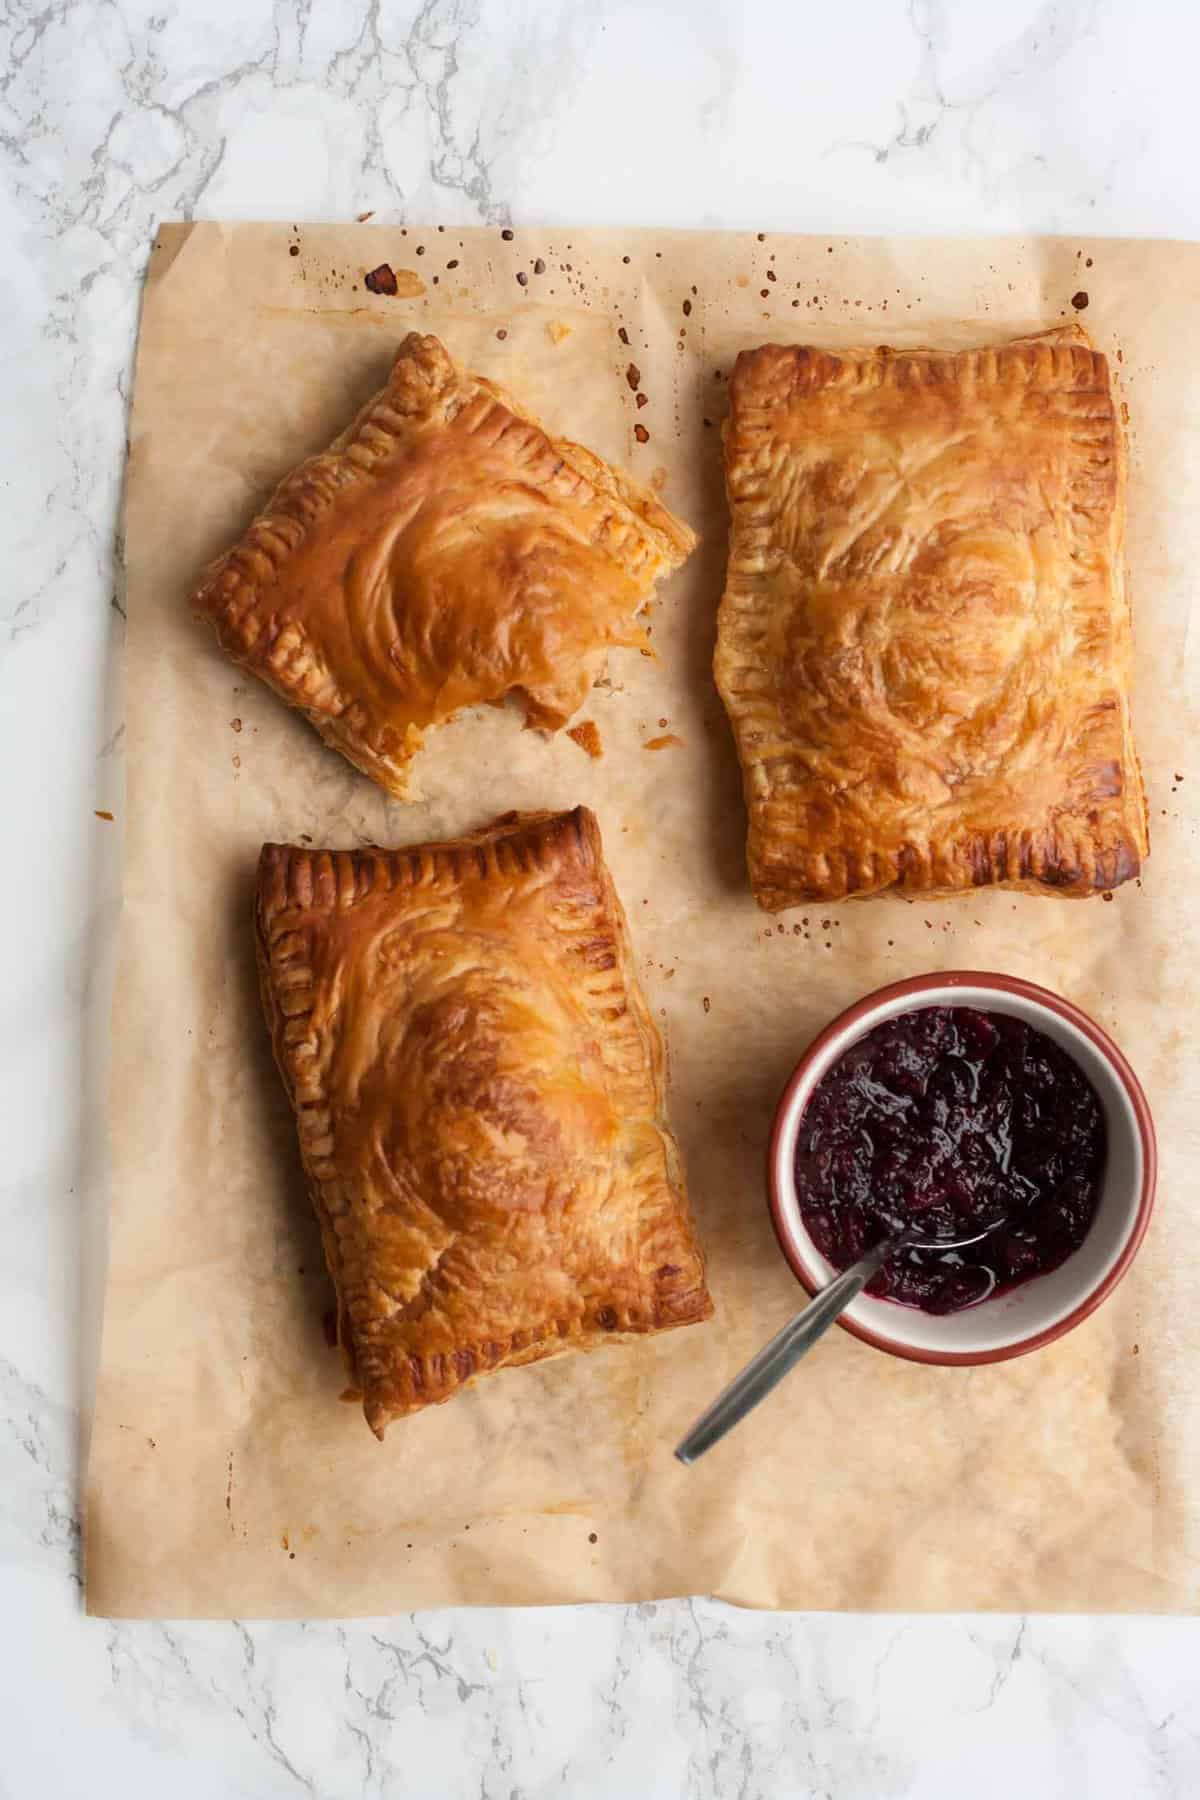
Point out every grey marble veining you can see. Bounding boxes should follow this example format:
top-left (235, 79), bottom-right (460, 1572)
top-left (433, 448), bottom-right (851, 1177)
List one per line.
top-left (3, 2), bottom-right (1200, 1794)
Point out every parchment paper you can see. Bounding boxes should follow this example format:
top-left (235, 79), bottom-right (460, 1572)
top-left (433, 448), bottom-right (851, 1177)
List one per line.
top-left (87, 221), bottom-right (1200, 1617)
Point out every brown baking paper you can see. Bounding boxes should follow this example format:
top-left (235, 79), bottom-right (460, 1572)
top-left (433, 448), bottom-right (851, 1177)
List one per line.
top-left (88, 221), bottom-right (1200, 1617)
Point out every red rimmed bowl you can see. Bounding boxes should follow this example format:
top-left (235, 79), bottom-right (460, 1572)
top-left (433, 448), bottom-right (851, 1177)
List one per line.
top-left (768, 971), bottom-right (1156, 1366)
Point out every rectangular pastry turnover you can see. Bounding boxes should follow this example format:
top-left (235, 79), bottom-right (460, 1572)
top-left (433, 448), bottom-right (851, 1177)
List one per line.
top-left (192, 334), bottom-right (695, 799)
top-left (255, 807), bottom-right (712, 1437)
top-left (714, 326), bottom-right (1149, 907)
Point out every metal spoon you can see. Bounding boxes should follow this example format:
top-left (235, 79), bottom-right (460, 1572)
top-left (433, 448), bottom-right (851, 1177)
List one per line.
top-left (674, 1218), bottom-right (1004, 1466)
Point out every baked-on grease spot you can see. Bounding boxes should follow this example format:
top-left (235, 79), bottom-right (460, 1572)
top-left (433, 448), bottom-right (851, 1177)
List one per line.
top-left (231, 717), bottom-right (242, 732)
top-left (766, 270), bottom-right (776, 282)
top-left (1120, 401), bottom-right (1130, 424)
top-left (356, 210), bottom-right (374, 222)
top-left (533, 257), bottom-right (546, 275)
top-left (566, 720), bottom-right (603, 759)
top-left (446, 258), bottom-right (459, 269)
top-left (496, 328), bottom-right (507, 340)
top-left (702, 996), bottom-right (711, 1014)
top-left (501, 227), bottom-right (514, 240)
top-left (1071, 290), bottom-right (1089, 310)
top-left (618, 326), bottom-right (630, 345)
top-left (636, 391), bottom-right (648, 409)
top-left (364, 263), bottom-right (398, 295)
top-left (94, 809), bottom-right (114, 821)
top-left (682, 298), bottom-right (692, 316)
top-left (415, 244), bottom-right (425, 255)
top-left (289, 244), bottom-right (300, 257)
top-left (588, 1532), bottom-right (598, 1544)
top-left (1086, 256), bottom-right (1094, 267)
top-left (644, 733), bottom-right (682, 752)
top-left (625, 362), bottom-right (641, 390)
top-left (1102, 890), bottom-right (1114, 902)
top-left (516, 270), bottom-right (528, 286)
top-left (1132, 1343), bottom-right (1140, 1355)
top-left (634, 423), bottom-right (649, 444)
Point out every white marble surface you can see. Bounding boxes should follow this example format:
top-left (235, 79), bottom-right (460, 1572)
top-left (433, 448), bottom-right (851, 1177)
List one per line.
top-left (3, 1), bottom-right (1200, 1793)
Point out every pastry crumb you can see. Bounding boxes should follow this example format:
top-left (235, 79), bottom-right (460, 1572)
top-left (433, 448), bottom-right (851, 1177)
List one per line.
top-left (567, 720), bottom-right (603, 759)
top-left (94, 809), bottom-right (114, 821)
top-left (643, 733), bottom-right (683, 751)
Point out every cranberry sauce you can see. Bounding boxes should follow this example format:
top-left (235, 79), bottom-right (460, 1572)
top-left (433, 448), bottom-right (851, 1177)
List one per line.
top-left (793, 1006), bottom-right (1105, 1314)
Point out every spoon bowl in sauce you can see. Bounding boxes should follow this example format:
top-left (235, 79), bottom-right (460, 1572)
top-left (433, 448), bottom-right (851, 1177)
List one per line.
top-left (675, 1211), bottom-right (1011, 1465)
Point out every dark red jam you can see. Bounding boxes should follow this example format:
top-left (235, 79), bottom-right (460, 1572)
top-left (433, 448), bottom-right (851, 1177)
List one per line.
top-left (794, 1006), bottom-right (1105, 1314)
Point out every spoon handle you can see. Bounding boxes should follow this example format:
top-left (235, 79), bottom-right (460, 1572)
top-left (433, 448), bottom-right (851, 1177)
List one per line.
top-left (674, 1237), bottom-right (900, 1466)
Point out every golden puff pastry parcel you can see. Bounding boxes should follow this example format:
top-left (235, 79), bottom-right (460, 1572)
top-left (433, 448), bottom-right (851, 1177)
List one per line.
top-left (715, 325), bottom-right (1149, 909)
top-left (255, 806), bottom-right (713, 1437)
top-left (192, 333), bottom-right (696, 796)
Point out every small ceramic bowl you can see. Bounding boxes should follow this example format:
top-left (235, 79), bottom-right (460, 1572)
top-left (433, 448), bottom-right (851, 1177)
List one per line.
top-left (767, 971), bottom-right (1156, 1365)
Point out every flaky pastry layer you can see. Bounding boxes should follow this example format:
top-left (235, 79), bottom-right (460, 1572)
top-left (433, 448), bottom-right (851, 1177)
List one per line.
top-left (255, 806), bottom-right (712, 1437)
top-left (193, 334), bottom-right (696, 796)
top-left (714, 326), bottom-right (1149, 907)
